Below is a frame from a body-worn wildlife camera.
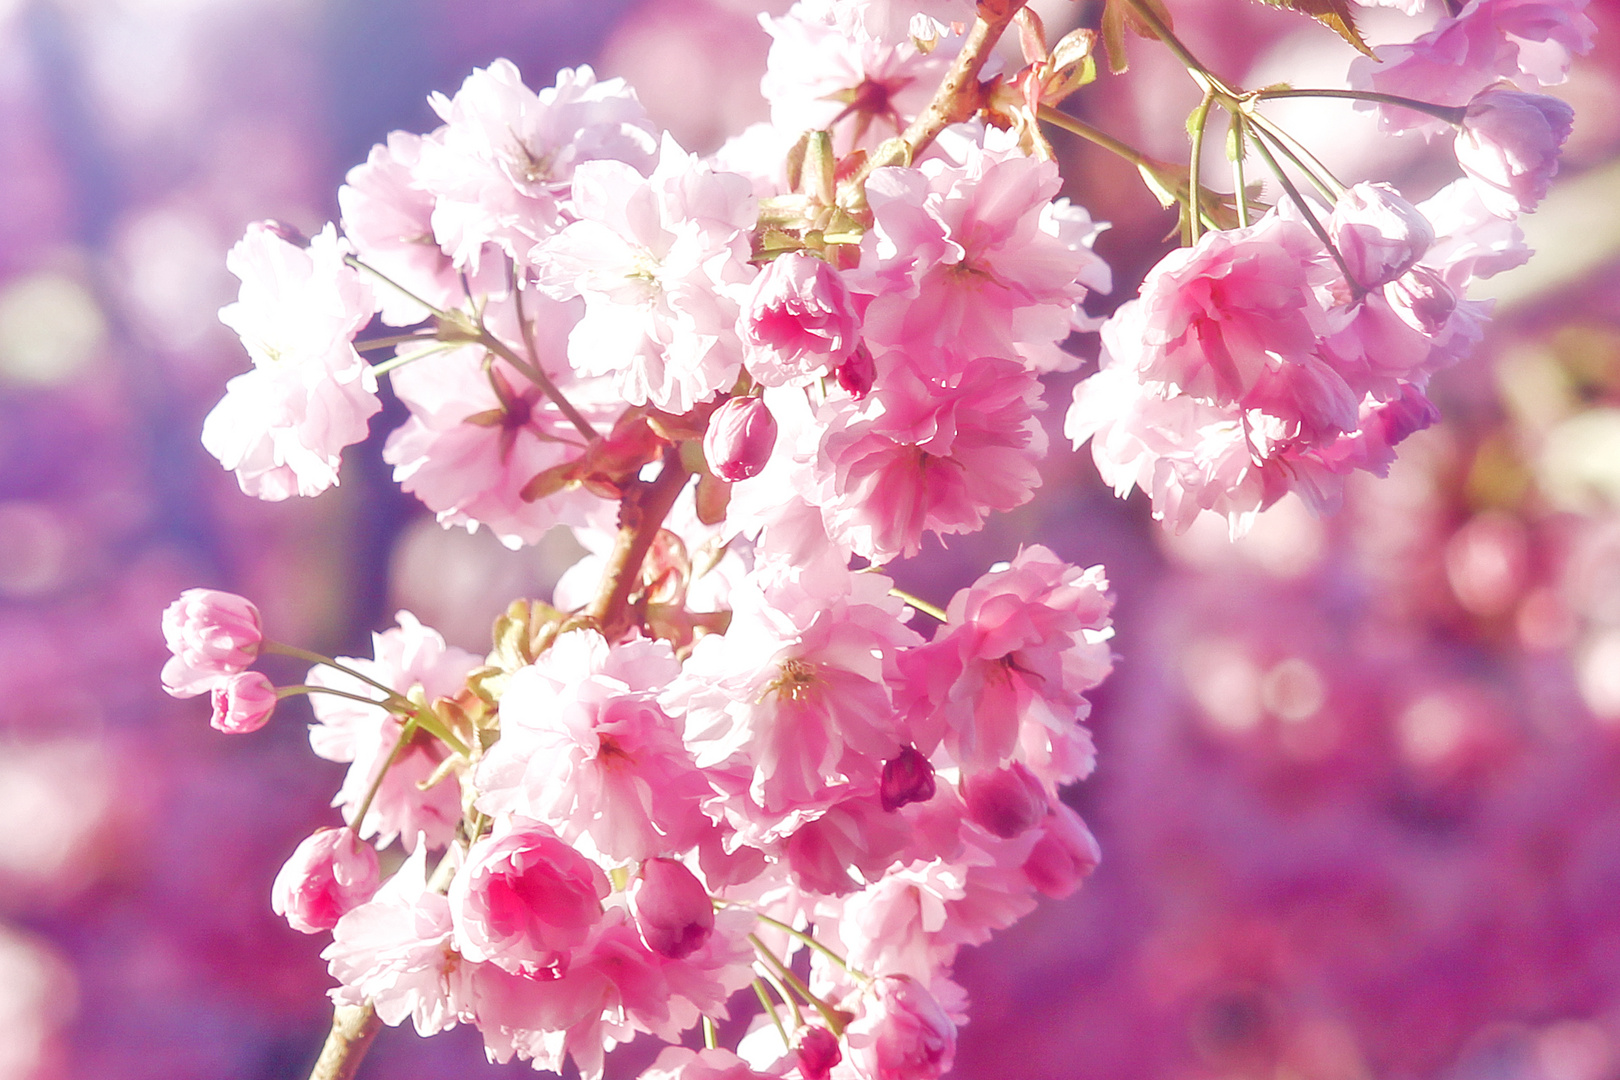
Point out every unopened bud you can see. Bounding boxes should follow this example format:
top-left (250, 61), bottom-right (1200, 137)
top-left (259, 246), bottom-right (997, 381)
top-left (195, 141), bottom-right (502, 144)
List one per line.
top-left (271, 826), bottom-right (380, 933)
top-left (880, 746), bottom-right (936, 812)
top-left (1023, 805), bottom-right (1100, 898)
top-left (210, 671), bottom-right (277, 734)
top-left (160, 588), bottom-right (264, 698)
top-left (835, 343), bottom-right (876, 398)
top-left (631, 857), bottom-right (715, 960)
top-left (703, 396), bottom-right (778, 482)
top-left (796, 1025), bottom-right (842, 1080)
top-left (961, 761), bottom-right (1048, 838)
top-left (1330, 182), bottom-right (1434, 289)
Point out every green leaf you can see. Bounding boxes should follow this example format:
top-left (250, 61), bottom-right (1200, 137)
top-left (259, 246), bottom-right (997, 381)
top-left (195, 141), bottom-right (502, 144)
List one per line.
top-left (1253, 0), bottom-right (1374, 56)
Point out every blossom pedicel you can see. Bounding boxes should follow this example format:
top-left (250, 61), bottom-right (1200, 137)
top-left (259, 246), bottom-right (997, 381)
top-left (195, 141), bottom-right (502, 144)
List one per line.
top-left (165, 0), bottom-right (1583, 1077)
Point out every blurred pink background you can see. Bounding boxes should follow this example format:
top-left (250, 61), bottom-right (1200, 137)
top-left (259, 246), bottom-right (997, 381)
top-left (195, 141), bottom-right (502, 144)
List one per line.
top-left (2, 1), bottom-right (1619, 1077)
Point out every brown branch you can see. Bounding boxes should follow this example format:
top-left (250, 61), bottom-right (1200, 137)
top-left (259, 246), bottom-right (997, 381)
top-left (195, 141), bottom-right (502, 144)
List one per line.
top-left (585, 446), bottom-right (693, 642)
top-left (850, 0), bottom-right (1032, 186)
top-left (308, 1003), bottom-right (382, 1080)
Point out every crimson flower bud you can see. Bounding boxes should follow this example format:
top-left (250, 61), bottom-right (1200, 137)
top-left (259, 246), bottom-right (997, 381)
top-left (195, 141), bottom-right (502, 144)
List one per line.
top-left (703, 396), bottom-right (778, 482)
top-left (210, 671), bottom-right (277, 734)
top-left (795, 1025), bottom-right (843, 1080)
top-left (630, 857), bottom-right (715, 960)
top-left (961, 761), bottom-right (1048, 838)
top-left (271, 826), bottom-right (380, 933)
top-left (160, 588), bottom-right (264, 697)
top-left (835, 343), bottom-right (876, 398)
top-left (880, 746), bottom-right (936, 812)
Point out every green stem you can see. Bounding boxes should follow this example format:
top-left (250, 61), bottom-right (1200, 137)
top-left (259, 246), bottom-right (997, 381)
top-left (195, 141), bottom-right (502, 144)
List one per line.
top-left (351, 715), bottom-right (419, 832)
top-left (369, 341), bottom-right (458, 378)
top-left (1188, 93), bottom-right (1214, 244)
top-left (1123, 0), bottom-right (1237, 98)
top-left (747, 908), bottom-right (869, 981)
top-left (750, 934), bottom-right (844, 1037)
top-left (1231, 114), bottom-right (1251, 230)
top-left (759, 967), bottom-right (802, 1029)
top-left (476, 329), bottom-right (599, 442)
top-left (1244, 110), bottom-right (1345, 199)
top-left (703, 1016), bottom-right (719, 1050)
top-left (354, 331), bottom-right (436, 353)
top-left (888, 587), bottom-right (948, 624)
top-left (345, 256), bottom-right (455, 321)
top-left (753, 980), bottom-right (793, 1050)
top-left (1248, 132), bottom-right (1364, 296)
top-left (263, 642), bottom-right (413, 709)
top-left (1255, 87), bottom-right (1468, 124)
top-left (276, 684), bottom-right (399, 710)
top-left (1036, 106), bottom-right (1153, 168)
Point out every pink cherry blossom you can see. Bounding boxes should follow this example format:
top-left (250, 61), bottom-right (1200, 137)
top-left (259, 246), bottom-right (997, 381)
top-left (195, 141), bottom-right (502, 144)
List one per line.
top-left (740, 252), bottom-right (860, 387)
top-left (1350, 0), bottom-right (1594, 133)
top-left (449, 816), bottom-right (609, 977)
top-left (271, 826), bottom-right (381, 934)
top-left (475, 629), bottom-right (712, 862)
top-left (534, 133), bottom-right (757, 413)
top-left (209, 671), bottom-right (277, 734)
top-left (204, 222), bottom-right (381, 501)
top-left (842, 974), bottom-right (956, 1080)
top-left (1455, 88), bottom-right (1576, 218)
top-left (851, 142), bottom-right (1107, 374)
top-left (816, 353), bottom-right (1048, 563)
top-left (414, 60), bottom-right (658, 271)
top-left (338, 130), bottom-right (467, 326)
top-left (760, 4), bottom-right (954, 155)
top-left (382, 294), bottom-right (621, 548)
top-left (159, 588), bottom-right (262, 697)
top-left (898, 546), bottom-right (1111, 775)
top-left (668, 559), bottom-right (918, 820)
top-left (705, 396), bottom-right (779, 482)
top-left (307, 612), bottom-right (481, 851)
top-left (325, 843), bottom-right (472, 1036)
top-left (961, 762), bottom-right (1049, 839)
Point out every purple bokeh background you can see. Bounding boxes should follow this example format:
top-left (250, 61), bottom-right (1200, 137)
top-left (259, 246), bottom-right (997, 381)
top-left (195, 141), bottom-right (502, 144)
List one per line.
top-left (3, 1), bottom-right (1620, 1078)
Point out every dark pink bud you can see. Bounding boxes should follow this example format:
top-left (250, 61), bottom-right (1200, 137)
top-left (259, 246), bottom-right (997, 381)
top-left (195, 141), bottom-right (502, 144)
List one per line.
top-left (210, 671), bottom-right (276, 734)
top-left (795, 1025), bottom-right (842, 1080)
top-left (271, 827), bottom-right (380, 933)
top-left (703, 396), bottom-right (778, 482)
top-left (630, 857), bottom-right (715, 960)
top-left (961, 761), bottom-right (1049, 838)
top-left (835, 343), bottom-right (876, 398)
top-left (1023, 805), bottom-right (1100, 898)
top-left (160, 588), bottom-right (264, 697)
top-left (880, 746), bottom-right (936, 812)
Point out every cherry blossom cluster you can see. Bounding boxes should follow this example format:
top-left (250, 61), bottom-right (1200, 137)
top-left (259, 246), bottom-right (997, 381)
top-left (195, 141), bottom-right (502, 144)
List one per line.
top-left (159, 0), bottom-right (1587, 1077)
top-left (1068, 0), bottom-right (1592, 534)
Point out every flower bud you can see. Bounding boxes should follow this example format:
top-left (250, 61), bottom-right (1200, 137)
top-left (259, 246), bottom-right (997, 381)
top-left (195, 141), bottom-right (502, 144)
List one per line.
top-left (880, 747), bottom-right (936, 812)
top-left (630, 857), bottom-right (715, 960)
top-left (704, 397), bottom-right (778, 482)
top-left (1022, 805), bottom-right (1100, 899)
top-left (740, 251), bottom-right (859, 387)
top-left (1330, 182), bottom-right (1434, 289)
top-left (1455, 89), bottom-right (1574, 218)
top-left (210, 671), bottom-right (277, 734)
top-left (961, 761), bottom-right (1048, 838)
top-left (160, 588), bottom-right (264, 697)
top-left (845, 975), bottom-right (956, 1080)
top-left (835, 343), bottom-right (876, 399)
top-left (795, 1025), bottom-right (842, 1080)
top-left (271, 826), bottom-right (380, 933)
